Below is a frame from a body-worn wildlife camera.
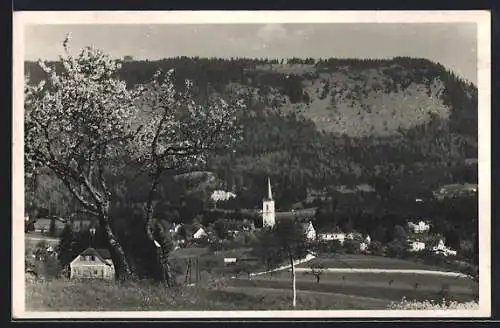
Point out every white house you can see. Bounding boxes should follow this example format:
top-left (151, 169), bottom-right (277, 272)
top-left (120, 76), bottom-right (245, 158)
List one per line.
top-left (409, 220), bottom-right (430, 233)
top-left (69, 248), bottom-right (115, 280)
top-left (432, 239), bottom-right (457, 256)
top-left (210, 190), bottom-right (237, 202)
top-left (193, 227), bottom-right (208, 239)
top-left (318, 232), bottom-right (346, 244)
top-left (346, 232), bottom-right (363, 241)
top-left (169, 223), bottom-right (182, 235)
top-left (408, 240), bottom-right (426, 252)
top-left (302, 221), bottom-right (317, 241)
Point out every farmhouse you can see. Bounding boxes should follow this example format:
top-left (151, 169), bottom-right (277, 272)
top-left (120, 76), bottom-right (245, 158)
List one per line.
top-left (69, 248), bottom-right (115, 280)
top-left (408, 240), bottom-right (426, 252)
top-left (193, 227), bottom-right (208, 239)
top-left (33, 217), bottom-right (66, 233)
top-left (210, 190), bottom-right (237, 202)
top-left (408, 220), bottom-right (430, 233)
top-left (317, 226), bottom-right (346, 244)
top-left (346, 232), bottom-right (363, 241)
top-left (302, 221), bottom-right (317, 241)
top-left (169, 223), bottom-right (182, 234)
top-left (432, 239), bottom-right (457, 256)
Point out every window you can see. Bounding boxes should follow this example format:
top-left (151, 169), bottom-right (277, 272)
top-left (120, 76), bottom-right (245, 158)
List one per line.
top-left (90, 255), bottom-right (95, 261)
top-left (94, 269), bottom-right (98, 275)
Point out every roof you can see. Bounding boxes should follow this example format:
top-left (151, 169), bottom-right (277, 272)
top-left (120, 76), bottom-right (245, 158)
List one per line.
top-left (34, 218), bottom-right (66, 227)
top-left (193, 227), bottom-right (207, 234)
top-left (76, 247), bottom-right (113, 265)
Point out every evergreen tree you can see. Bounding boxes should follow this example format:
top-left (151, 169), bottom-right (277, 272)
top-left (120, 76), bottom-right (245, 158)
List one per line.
top-left (48, 218), bottom-right (56, 236)
top-left (57, 223), bottom-right (76, 267)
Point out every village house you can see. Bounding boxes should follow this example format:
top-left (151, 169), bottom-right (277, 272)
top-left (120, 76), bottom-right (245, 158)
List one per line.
top-left (302, 221), bottom-right (317, 241)
top-left (346, 232), bottom-right (363, 241)
top-left (408, 220), bottom-right (431, 234)
top-left (223, 257), bottom-right (237, 264)
top-left (432, 239), bottom-right (457, 256)
top-left (408, 240), bottom-right (426, 252)
top-left (210, 190), bottom-right (237, 202)
top-left (193, 227), bottom-right (208, 240)
top-left (169, 223), bottom-right (183, 235)
top-left (33, 217), bottom-right (66, 233)
top-left (317, 226), bottom-right (346, 244)
top-left (69, 248), bottom-right (115, 280)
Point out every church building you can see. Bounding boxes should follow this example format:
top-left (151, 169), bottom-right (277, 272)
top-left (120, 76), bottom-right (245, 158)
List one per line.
top-left (262, 177), bottom-right (276, 228)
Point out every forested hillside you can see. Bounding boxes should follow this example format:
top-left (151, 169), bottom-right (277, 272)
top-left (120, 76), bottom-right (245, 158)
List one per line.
top-left (25, 56), bottom-right (478, 212)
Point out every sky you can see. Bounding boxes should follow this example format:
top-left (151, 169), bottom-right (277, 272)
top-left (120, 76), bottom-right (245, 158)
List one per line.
top-left (24, 23), bottom-right (478, 84)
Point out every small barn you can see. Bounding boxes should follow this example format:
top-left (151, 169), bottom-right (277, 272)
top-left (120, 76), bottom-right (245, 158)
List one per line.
top-left (69, 247), bottom-right (115, 280)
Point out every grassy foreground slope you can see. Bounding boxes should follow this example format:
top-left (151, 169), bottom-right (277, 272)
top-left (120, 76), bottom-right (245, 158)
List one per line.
top-left (25, 279), bottom-right (390, 311)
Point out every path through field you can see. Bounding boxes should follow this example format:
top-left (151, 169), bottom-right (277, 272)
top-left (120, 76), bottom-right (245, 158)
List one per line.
top-left (292, 267), bottom-right (468, 278)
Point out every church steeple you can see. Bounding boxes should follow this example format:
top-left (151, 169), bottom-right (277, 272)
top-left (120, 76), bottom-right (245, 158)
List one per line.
top-left (267, 177), bottom-right (273, 200)
top-left (262, 177), bottom-right (276, 228)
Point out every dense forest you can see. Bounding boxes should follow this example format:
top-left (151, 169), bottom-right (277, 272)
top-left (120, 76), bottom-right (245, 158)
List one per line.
top-left (25, 56), bottom-right (478, 245)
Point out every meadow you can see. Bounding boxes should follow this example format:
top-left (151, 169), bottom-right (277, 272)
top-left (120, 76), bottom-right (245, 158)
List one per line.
top-left (25, 253), bottom-right (478, 311)
top-left (229, 270), bottom-right (476, 304)
top-left (25, 278), bottom-right (390, 311)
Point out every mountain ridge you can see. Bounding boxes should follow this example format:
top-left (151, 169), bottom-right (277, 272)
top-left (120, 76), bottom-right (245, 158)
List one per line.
top-left (24, 56), bottom-right (478, 209)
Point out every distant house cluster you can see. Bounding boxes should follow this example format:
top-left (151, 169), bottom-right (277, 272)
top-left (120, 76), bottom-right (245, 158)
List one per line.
top-left (408, 220), bottom-right (430, 234)
top-left (405, 219), bottom-right (457, 256)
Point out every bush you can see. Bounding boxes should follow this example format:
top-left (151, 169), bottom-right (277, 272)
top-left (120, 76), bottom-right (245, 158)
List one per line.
top-left (369, 240), bottom-right (385, 256)
top-left (385, 239), bottom-right (407, 258)
top-left (344, 239), bottom-right (360, 254)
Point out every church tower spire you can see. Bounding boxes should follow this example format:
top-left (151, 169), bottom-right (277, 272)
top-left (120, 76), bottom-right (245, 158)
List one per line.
top-left (262, 177), bottom-right (276, 228)
top-left (267, 177), bottom-right (273, 200)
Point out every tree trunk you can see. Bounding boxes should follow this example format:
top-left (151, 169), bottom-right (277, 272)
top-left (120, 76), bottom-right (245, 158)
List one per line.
top-left (145, 218), bottom-right (174, 287)
top-left (100, 216), bottom-right (134, 281)
top-left (143, 171), bottom-right (175, 286)
top-left (289, 252), bottom-right (296, 308)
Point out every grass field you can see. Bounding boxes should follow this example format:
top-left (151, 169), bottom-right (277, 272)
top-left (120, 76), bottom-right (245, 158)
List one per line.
top-left (229, 269), bottom-right (477, 304)
top-left (25, 244), bottom-right (478, 311)
top-left (25, 278), bottom-right (390, 311)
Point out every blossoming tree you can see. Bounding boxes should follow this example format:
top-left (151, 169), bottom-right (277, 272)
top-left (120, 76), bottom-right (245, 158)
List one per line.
top-left (130, 69), bottom-right (245, 285)
top-left (25, 36), bottom-right (245, 283)
top-left (25, 37), bottom-right (139, 280)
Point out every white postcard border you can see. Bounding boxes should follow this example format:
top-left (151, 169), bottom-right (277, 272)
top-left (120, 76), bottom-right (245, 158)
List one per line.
top-left (12, 10), bottom-right (491, 319)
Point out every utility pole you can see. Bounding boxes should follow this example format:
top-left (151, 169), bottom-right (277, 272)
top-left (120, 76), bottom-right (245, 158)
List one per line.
top-left (189, 257), bottom-right (193, 284)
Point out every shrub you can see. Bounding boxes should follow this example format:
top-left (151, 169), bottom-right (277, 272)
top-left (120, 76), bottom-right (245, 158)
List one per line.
top-left (344, 239), bottom-right (360, 254)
